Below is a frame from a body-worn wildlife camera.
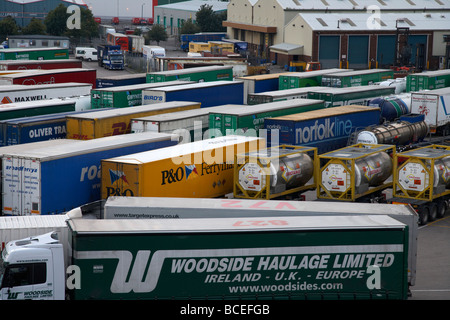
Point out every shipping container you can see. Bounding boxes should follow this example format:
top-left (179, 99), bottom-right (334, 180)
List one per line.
top-left (279, 69), bottom-right (353, 90)
top-left (0, 68), bottom-right (97, 88)
top-left (0, 59), bottom-right (82, 71)
top-left (237, 72), bottom-right (293, 104)
top-left (248, 86), bottom-right (329, 105)
top-left (130, 105), bottom-right (246, 143)
top-left (101, 135), bottom-right (264, 199)
top-left (69, 215), bottom-right (409, 300)
top-left (406, 69), bottom-right (450, 92)
top-left (0, 99), bottom-right (76, 121)
top-left (95, 73), bottom-right (147, 88)
top-left (146, 65), bottom-right (233, 83)
top-left (209, 99), bottom-right (325, 138)
top-left (127, 35), bottom-right (145, 54)
top-left (306, 85), bottom-right (396, 108)
top-left (317, 143), bottom-right (396, 202)
top-left (264, 105), bottom-right (381, 153)
top-left (0, 107), bottom-right (111, 146)
top-left (104, 196), bottom-right (418, 287)
top-left (141, 81), bottom-right (244, 107)
top-left (0, 47), bottom-right (69, 60)
top-left (91, 80), bottom-right (193, 109)
top-left (188, 42), bottom-right (210, 53)
top-left (0, 82), bottom-right (92, 104)
top-left (2, 131), bottom-right (177, 215)
top-left (66, 101), bottom-right (201, 140)
top-left (410, 87), bottom-right (450, 133)
top-left (106, 33), bottom-right (129, 52)
top-left (323, 69), bottom-right (394, 88)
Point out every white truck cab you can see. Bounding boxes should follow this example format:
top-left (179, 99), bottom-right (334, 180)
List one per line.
top-left (0, 232), bottom-right (65, 300)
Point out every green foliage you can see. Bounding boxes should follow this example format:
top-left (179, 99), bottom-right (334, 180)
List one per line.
top-left (145, 24), bottom-right (168, 45)
top-left (179, 18), bottom-right (201, 37)
top-left (0, 16), bottom-right (19, 41)
top-left (22, 18), bottom-right (46, 35)
top-left (44, 4), bottom-right (68, 36)
top-left (195, 4), bottom-right (226, 32)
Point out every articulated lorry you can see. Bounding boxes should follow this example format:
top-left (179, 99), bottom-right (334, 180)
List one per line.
top-left (0, 214), bottom-right (409, 300)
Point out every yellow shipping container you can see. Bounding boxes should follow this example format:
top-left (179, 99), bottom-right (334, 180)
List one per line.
top-left (66, 101), bottom-right (201, 140)
top-left (209, 41), bottom-right (234, 53)
top-left (101, 135), bottom-right (265, 199)
top-left (189, 42), bottom-right (210, 53)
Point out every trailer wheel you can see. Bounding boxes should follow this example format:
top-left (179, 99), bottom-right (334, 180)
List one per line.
top-left (436, 199), bottom-right (447, 218)
top-left (418, 206), bottom-right (429, 225)
top-left (428, 202), bottom-right (438, 222)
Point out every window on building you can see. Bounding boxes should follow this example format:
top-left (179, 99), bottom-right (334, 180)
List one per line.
top-left (42, 41), bottom-right (48, 47)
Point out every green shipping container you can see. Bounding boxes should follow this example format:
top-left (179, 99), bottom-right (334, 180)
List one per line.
top-left (209, 99), bottom-right (325, 137)
top-left (406, 70), bottom-right (450, 92)
top-left (0, 47), bottom-right (69, 60)
top-left (146, 65), bottom-right (233, 83)
top-left (69, 215), bottom-right (409, 300)
top-left (91, 80), bottom-right (193, 108)
top-left (307, 85), bottom-right (396, 108)
top-left (278, 69), bottom-right (352, 90)
top-left (324, 69), bottom-right (394, 87)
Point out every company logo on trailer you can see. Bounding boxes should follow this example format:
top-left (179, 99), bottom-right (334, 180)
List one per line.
top-left (1, 96), bottom-right (12, 104)
top-left (161, 165), bottom-right (199, 185)
top-left (109, 169), bottom-right (129, 186)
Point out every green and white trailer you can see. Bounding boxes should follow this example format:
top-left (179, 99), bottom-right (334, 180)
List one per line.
top-left (278, 69), bottom-right (352, 90)
top-left (306, 85), bottom-right (396, 108)
top-left (0, 214), bottom-right (409, 300)
top-left (323, 69), bottom-right (394, 88)
top-left (406, 69), bottom-right (450, 92)
top-left (90, 80), bottom-right (193, 108)
top-left (0, 47), bottom-right (69, 61)
top-left (248, 86), bottom-right (330, 105)
top-left (146, 65), bottom-right (233, 83)
top-left (209, 99), bottom-right (325, 137)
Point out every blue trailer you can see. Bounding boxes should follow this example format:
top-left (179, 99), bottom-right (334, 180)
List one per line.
top-left (237, 73), bottom-right (292, 104)
top-left (1, 132), bottom-right (177, 215)
top-left (95, 73), bottom-right (147, 88)
top-left (180, 32), bottom-right (227, 51)
top-left (141, 80), bottom-right (244, 108)
top-left (265, 105), bottom-right (381, 154)
top-left (0, 109), bottom-right (113, 146)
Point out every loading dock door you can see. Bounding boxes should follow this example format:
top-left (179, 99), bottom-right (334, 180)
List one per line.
top-left (377, 35), bottom-right (396, 68)
top-left (319, 36), bottom-right (340, 69)
top-left (408, 35), bottom-right (427, 66)
top-left (348, 35), bottom-right (369, 69)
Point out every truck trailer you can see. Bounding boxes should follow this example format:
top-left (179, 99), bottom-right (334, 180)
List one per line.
top-left (0, 47), bottom-right (69, 60)
top-left (0, 68), bottom-right (97, 88)
top-left (322, 69), bottom-right (394, 88)
top-left (0, 82), bottom-right (92, 105)
top-left (91, 80), bottom-right (193, 108)
top-left (248, 86), bottom-right (329, 105)
top-left (0, 98), bottom-right (76, 121)
top-left (66, 101), bottom-right (201, 140)
top-left (410, 87), bottom-right (450, 133)
top-left (0, 214), bottom-right (410, 300)
top-left (278, 69), bottom-right (352, 90)
top-left (146, 65), bottom-right (233, 83)
top-left (406, 69), bottom-right (450, 92)
top-left (236, 72), bottom-right (292, 104)
top-left (95, 73), bottom-right (147, 88)
top-left (0, 59), bottom-right (82, 71)
top-left (101, 135), bottom-right (264, 199)
top-left (1, 131), bottom-right (177, 215)
top-left (141, 81), bottom-right (244, 107)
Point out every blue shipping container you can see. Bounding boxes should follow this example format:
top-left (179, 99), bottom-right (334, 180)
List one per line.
top-left (96, 74), bottom-right (147, 88)
top-left (142, 80), bottom-right (244, 108)
top-left (2, 132), bottom-right (177, 215)
top-left (265, 105), bottom-right (381, 154)
top-left (0, 109), bottom-right (114, 146)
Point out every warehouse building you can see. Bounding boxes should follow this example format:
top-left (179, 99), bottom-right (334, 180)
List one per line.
top-left (224, 0), bottom-right (450, 70)
top-left (0, 0), bottom-right (87, 27)
top-left (155, 0), bottom-right (228, 36)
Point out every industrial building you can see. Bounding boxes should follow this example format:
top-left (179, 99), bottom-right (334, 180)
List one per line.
top-left (0, 0), bottom-right (87, 27)
top-left (155, 0), bottom-right (228, 36)
top-left (224, 0), bottom-right (450, 70)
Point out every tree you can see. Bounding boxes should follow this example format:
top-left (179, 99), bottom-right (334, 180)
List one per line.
top-left (22, 18), bottom-right (46, 35)
top-left (0, 16), bottom-right (19, 41)
top-left (195, 4), bottom-right (226, 32)
top-left (44, 4), bottom-right (68, 36)
top-left (65, 6), bottom-right (99, 39)
top-left (179, 18), bottom-right (201, 36)
top-left (145, 24), bottom-right (167, 45)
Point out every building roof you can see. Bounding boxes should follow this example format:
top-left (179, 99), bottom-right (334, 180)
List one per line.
top-left (297, 11), bottom-right (450, 31)
top-left (5, 0), bottom-right (87, 5)
top-left (156, 0), bottom-right (228, 12)
top-left (276, 0), bottom-right (450, 11)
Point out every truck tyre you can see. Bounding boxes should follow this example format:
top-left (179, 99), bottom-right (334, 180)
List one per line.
top-left (437, 199), bottom-right (447, 218)
top-left (418, 206), bottom-right (429, 225)
top-left (428, 202), bottom-right (438, 222)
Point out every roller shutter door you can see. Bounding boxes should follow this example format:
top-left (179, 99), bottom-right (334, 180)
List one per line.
top-left (348, 35), bottom-right (369, 69)
top-left (319, 36), bottom-right (340, 69)
top-left (377, 35), bottom-right (396, 68)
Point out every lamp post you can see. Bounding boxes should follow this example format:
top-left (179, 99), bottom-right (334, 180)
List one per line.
top-left (141, 3), bottom-right (146, 19)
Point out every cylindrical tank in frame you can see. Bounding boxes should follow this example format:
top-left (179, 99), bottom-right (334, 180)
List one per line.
top-left (367, 93), bottom-right (411, 122)
top-left (354, 152), bottom-right (393, 187)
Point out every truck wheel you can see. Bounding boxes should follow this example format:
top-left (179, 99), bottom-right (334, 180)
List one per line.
top-left (428, 203), bottom-right (438, 222)
top-left (418, 206), bottom-right (429, 225)
top-left (437, 199), bottom-right (447, 218)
